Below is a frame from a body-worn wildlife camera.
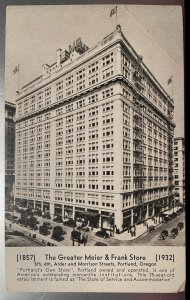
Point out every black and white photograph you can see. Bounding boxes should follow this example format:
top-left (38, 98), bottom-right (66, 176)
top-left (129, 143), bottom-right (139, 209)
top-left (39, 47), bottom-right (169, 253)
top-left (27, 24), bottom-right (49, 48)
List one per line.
top-left (5, 4), bottom-right (185, 248)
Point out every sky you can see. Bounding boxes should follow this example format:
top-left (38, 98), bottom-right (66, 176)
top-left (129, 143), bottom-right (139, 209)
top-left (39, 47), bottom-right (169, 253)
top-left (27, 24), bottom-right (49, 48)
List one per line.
top-left (5, 5), bottom-right (184, 137)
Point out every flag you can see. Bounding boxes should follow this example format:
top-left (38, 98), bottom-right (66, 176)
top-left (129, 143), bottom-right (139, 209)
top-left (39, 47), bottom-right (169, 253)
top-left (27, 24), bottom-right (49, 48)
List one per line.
top-left (13, 65), bottom-right (19, 75)
top-left (167, 76), bottom-right (172, 85)
top-left (110, 6), bottom-right (117, 18)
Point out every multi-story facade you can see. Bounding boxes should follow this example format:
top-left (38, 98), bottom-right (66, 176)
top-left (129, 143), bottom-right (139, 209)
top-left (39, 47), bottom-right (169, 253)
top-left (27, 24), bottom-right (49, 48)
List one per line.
top-left (5, 101), bottom-right (16, 207)
top-left (14, 25), bottom-right (175, 232)
top-left (174, 137), bottom-right (185, 204)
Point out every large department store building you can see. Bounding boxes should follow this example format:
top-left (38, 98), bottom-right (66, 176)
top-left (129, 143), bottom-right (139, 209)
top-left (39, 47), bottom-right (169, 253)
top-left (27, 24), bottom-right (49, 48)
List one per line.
top-left (14, 25), bottom-right (175, 232)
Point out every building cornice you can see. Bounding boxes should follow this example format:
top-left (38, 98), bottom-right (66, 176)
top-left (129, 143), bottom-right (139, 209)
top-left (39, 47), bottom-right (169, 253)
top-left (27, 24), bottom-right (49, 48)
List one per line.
top-left (14, 26), bottom-right (174, 108)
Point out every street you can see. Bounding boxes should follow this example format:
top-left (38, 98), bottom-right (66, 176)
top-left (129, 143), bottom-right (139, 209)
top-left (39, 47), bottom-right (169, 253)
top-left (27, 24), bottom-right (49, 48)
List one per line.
top-left (5, 211), bottom-right (185, 247)
top-left (125, 212), bottom-right (185, 246)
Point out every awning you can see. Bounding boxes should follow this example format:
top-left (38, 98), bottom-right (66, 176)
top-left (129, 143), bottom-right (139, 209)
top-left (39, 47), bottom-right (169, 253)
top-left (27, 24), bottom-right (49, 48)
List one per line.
top-left (77, 211), bottom-right (100, 219)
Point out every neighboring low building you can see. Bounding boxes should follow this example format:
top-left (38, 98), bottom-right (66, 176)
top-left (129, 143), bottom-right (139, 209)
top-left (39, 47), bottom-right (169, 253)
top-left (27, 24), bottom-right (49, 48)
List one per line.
top-left (5, 101), bottom-right (16, 208)
top-left (174, 137), bottom-right (185, 204)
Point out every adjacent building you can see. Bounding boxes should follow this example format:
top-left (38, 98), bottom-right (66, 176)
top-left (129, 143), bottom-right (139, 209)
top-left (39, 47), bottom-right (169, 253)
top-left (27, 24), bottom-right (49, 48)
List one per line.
top-left (5, 101), bottom-right (16, 207)
top-left (14, 25), bottom-right (175, 232)
top-left (174, 137), bottom-right (185, 204)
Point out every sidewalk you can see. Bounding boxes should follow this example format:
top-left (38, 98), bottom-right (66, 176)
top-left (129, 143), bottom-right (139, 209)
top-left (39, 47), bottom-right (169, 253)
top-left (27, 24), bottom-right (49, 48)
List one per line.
top-left (113, 217), bottom-right (162, 241)
top-left (113, 206), bottom-right (180, 241)
top-left (5, 220), bottom-right (62, 246)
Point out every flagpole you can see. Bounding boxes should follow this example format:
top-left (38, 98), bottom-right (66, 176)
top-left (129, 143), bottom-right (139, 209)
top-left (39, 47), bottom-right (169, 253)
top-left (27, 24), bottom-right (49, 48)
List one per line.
top-left (116, 6), bottom-right (117, 27)
top-left (171, 75), bottom-right (173, 99)
top-left (17, 64), bottom-right (20, 93)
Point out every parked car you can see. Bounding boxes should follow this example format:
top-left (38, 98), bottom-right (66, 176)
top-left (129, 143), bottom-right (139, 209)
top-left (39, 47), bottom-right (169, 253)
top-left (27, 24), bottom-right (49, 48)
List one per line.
top-left (64, 219), bottom-right (76, 227)
top-left (158, 230), bottom-right (168, 240)
top-left (170, 228), bottom-right (178, 239)
top-left (39, 225), bottom-right (51, 236)
top-left (53, 216), bottom-right (63, 223)
top-left (33, 225), bottom-right (39, 231)
top-left (163, 216), bottom-right (170, 223)
top-left (171, 212), bottom-right (177, 219)
top-left (42, 212), bottom-right (51, 219)
top-left (43, 222), bottom-right (53, 230)
top-left (34, 210), bottom-right (42, 217)
top-left (176, 209), bottom-right (183, 215)
top-left (94, 242), bottom-right (108, 246)
top-left (95, 229), bottom-right (110, 239)
top-left (177, 222), bottom-right (184, 231)
top-left (147, 225), bottom-right (155, 233)
top-left (167, 214), bottom-right (173, 221)
top-left (52, 225), bottom-right (66, 235)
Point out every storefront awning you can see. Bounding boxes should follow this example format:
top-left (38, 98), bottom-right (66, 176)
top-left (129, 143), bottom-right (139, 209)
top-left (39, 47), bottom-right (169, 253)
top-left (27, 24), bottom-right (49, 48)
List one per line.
top-left (77, 211), bottom-right (100, 219)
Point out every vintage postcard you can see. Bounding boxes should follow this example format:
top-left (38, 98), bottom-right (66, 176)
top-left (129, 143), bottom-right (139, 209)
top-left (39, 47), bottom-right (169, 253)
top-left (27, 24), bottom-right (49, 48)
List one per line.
top-left (5, 4), bottom-right (185, 293)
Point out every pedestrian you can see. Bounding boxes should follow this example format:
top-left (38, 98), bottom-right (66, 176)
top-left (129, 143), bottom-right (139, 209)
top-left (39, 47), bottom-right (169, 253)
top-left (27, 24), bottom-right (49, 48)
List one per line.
top-left (131, 227), bottom-right (134, 237)
top-left (146, 222), bottom-right (149, 229)
top-left (82, 233), bottom-right (88, 246)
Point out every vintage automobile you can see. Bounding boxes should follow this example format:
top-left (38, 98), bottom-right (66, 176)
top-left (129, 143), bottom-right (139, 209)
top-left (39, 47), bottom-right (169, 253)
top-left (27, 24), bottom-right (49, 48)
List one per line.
top-left (43, 221), bottom-right (53, 230)
top-left (176, 222), bottom-right (184, 231)
top-left (42, 211), bottom-right (51, 219)
top-left (158, 230), bottom-right (168, 240)
top-left (147, 225), bottom-right (155, 233)
top-left (176, 208), bottom-right (183, 215)
top-left (39, 225), bottom-right (51, 236)
top-left (33, 210), bottom-right (42, 217)
top-left (163, 216), bottom-right (170, 223)
top-left (53, 215), bottom-right (63, 223)
top-left (170, 212), bottom-right (177, 219)
top-left (169, 228), bottom-right (178, 239)
top-left (51, 226), bottom-right (65, 241)
top-left (95, 229), bottom-right (110, 239)
top-left (64, 219), bottom-right (76, 227)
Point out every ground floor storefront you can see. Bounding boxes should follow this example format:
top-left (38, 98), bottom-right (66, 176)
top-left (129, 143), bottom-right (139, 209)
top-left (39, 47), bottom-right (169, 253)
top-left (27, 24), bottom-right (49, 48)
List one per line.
top-left (14, 196), bottom-right (174, 233)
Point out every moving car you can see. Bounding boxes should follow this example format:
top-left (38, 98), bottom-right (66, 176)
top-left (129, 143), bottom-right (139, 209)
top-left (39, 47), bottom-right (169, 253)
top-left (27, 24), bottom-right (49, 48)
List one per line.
top-left (158, 230), bottom-right (168, 240)
top-left (169, 228), bottom-right (178, 239)
top-left (177, 222), bottom-right (184, 231)
top-left (147, 225), bottom-right (155, 233)
top-left (95, 229), bottom-right (110, 239)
